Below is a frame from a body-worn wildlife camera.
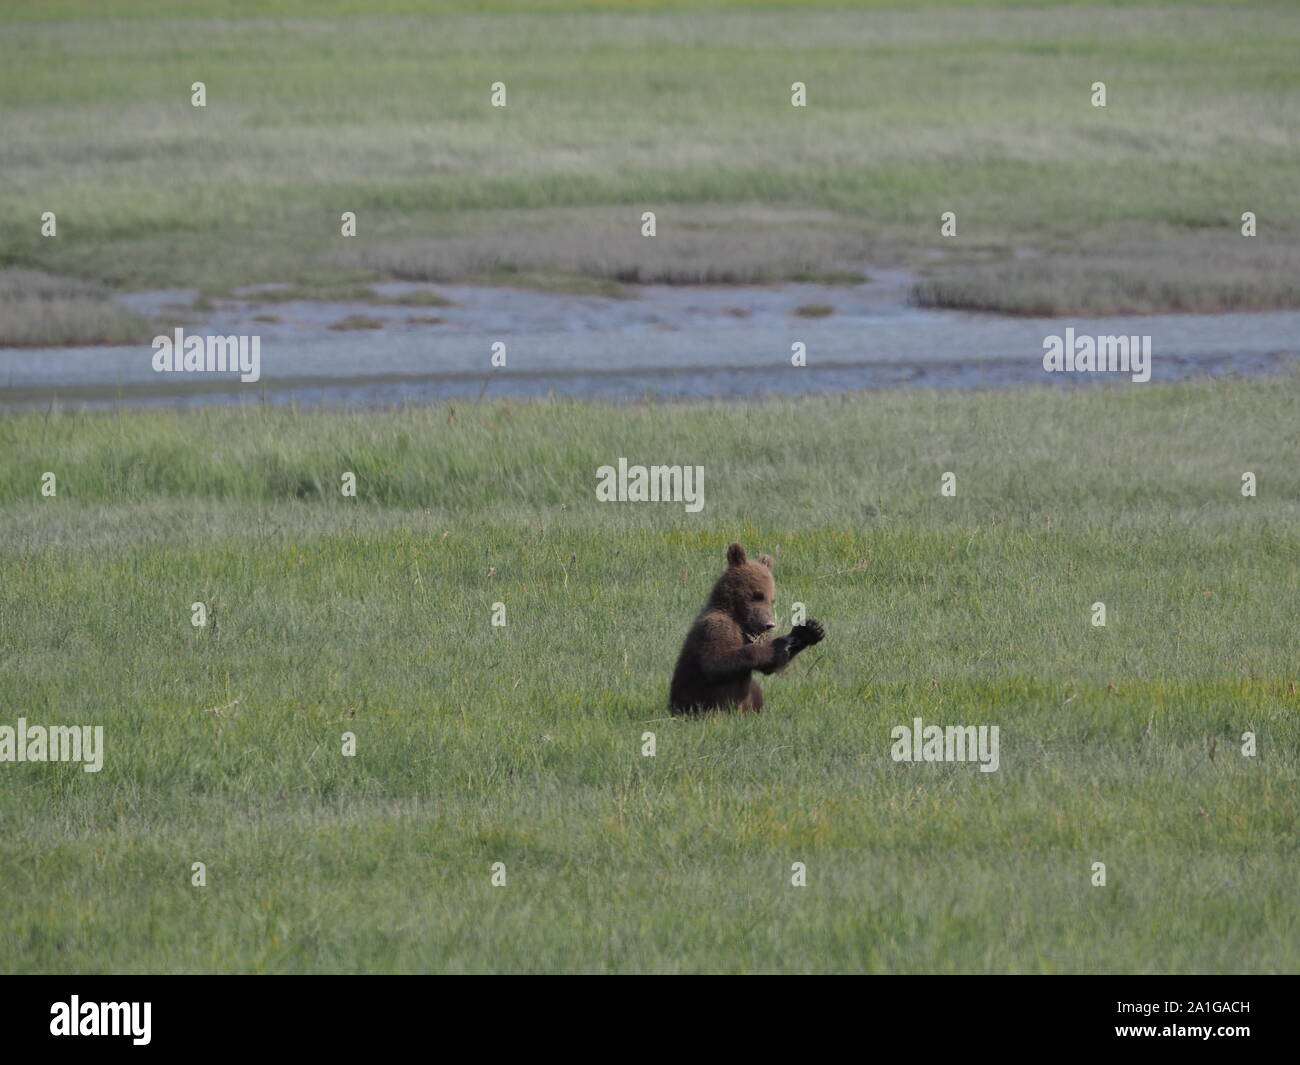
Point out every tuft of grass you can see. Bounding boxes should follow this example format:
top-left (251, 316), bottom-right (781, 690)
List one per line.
top-left (794, 303), bottom-right (834, 318)
top-left (351, 212), bottom-right (878, 288)
top-left (380, 290), bottom-right (455, 307)
top-left (788, 268), bottom-right (869, 285)
top-left (243, 282), bottom-right (382, 304)
top-left (471, 267), bottom-right (633, 298)
top-left (327, 314), bottom-right (386, 331)
top-left (236, 281), bottom-right (456, 308)
top-left (914, 241), bottom-right (1300, 316)
top-left (0, 268), bottom-right (155, 347)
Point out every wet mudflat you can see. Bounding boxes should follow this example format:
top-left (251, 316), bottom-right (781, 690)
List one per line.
top-left (2, 272), bottom-right (1295, 409)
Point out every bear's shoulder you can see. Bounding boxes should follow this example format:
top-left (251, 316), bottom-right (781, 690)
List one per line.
top-left (689, 609), bottom-right (745, 652)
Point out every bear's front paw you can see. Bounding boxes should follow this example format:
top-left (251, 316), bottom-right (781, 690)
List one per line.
top-left (791, 619), bottom-right (826, 647)
top-left (764, 639), bottom-right (792, 672)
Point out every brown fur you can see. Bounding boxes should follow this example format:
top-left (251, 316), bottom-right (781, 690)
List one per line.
top-left (669, 542), bottom-right (825, 714)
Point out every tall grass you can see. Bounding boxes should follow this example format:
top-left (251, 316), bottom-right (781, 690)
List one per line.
top-left (1, 379), bottom-right (1296, 972)
top-left (0, 269), bottom-right (155, 346)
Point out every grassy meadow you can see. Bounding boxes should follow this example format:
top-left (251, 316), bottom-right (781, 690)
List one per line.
top-left (1, 377), bottom-right (1297, 973)
top-left (2, 0), bottom-right (1300, 344)
top-left (1, 0), bottom-right (1296, 976)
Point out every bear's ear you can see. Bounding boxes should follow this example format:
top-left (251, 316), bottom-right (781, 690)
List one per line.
top-left (726, 542), bottom-right (747, 567)
top-left (758, 554), bottom-right (774, 570)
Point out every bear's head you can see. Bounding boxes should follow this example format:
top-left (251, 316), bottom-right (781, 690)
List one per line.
top-left (708, 542), bottom-right (777, 638)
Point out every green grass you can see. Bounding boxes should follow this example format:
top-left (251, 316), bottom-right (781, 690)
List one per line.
top-left (0, 1), bottom-right (1261, 22)
top-left (2, 2), bottom-right (1299, 316)
top-left (234, 282), bottom-right (456, 307)
top-left (326, 313), bottom-right (386, 330)
top-left (1, 377), bottom-right (1296, 973)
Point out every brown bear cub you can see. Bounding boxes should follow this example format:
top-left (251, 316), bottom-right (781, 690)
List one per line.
top-left (669, 542), bottom-right (825, 714)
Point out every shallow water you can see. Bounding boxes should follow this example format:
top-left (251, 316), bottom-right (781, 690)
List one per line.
top-left (2, 273), bottom-right (1295, 409)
